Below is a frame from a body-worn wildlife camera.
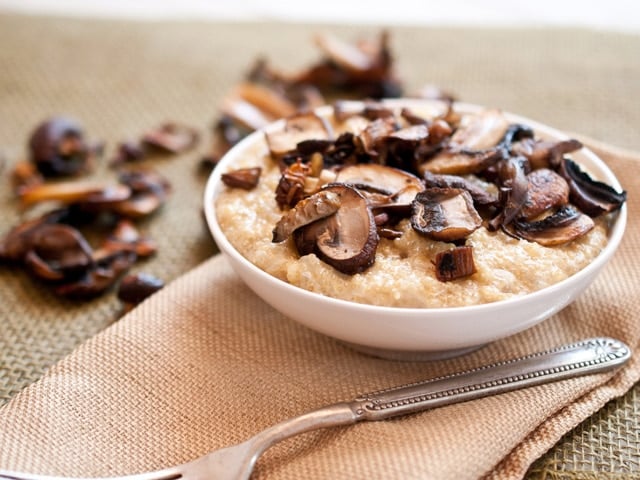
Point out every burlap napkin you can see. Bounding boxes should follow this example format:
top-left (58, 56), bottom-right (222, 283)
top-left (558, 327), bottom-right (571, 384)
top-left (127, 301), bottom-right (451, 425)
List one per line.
top-left (0, 140), bottom-right (637, 479)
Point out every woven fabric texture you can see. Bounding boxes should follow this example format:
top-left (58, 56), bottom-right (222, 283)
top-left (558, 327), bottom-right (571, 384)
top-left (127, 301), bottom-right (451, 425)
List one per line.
top-left (0, 14), bottom-right (639, 478)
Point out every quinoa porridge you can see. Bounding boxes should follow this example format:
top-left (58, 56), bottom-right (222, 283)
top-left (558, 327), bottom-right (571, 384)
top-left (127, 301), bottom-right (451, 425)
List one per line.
top-left (215, 102), bottom-right (623, 308)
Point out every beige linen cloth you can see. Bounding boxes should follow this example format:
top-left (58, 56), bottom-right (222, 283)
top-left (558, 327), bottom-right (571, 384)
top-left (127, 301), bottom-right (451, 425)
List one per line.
top-left (0, 14), bottom-right (639, 480)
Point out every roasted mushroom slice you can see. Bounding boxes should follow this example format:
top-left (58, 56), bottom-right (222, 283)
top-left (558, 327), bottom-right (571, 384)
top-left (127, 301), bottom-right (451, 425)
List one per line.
top-left (142, 122), bottom-right (199, 154)
top-left (117, 273), bottom-right (164, 307)
top-left (19, 181), bottom-right (131, 207)
top-left (103, 220), bottom-right (157, 258)
top-left (111, 169), bottom-right (171, 218)
top-left (336, 164), bottom-right (424, 208)
top-left (520, 169), bottom-right (570, 220)
top-left (512, 138), bottom-right (582, 170)
top-left (272, 189), bottom-right (342, 243)
top-left (23, 224), bottom-right (93, 281)
top-left (422, 171), bottom-right (498, 207)
top-left (265, 113), bottom-right (334, 159)
top-left (354, 117), bottom-right (397, 156)
top-left (55, 249), bottom-right (136, 298)
top-left (509, 205), bottom-right (595, 247)
top-left (434, 245), bottom-right (476, 282)
top-left (559, 158), bottom-right (627, 217)
top-left (418, 147), bottom-right (505, 176)
top-left (28, 116), bottom-right (96, 177)
top-left (0, 209), bottom-right (69, 262)
top-left (292, 185), bottom-right (379, 275)
top-left (233, 82), bottom-right (298, 119)
top-left (221, 167), bottom-right (262, 190)
top-left (497, 156), bottom-right (529, 225)
top-left (450, 109), bottom-right (510, 151)
top-left (411, 188), bottom-right (482, 242)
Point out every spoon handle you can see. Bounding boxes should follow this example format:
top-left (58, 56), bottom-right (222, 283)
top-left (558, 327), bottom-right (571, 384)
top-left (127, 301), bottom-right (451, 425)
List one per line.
top-left (351, 337), bottom-right (630, 421)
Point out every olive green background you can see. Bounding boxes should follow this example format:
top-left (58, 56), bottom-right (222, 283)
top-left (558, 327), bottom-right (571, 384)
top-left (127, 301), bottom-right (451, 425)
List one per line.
top-left (0, 14), bottom-right (639, 478)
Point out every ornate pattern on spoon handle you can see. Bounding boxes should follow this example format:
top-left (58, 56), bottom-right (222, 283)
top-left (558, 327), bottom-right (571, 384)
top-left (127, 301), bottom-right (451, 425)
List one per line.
top-left (351, 337), bottom-right (630, 421)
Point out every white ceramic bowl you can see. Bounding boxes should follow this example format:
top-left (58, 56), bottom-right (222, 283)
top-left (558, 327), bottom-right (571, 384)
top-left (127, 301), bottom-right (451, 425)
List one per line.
top-left (203, 100), bottom-right (627, 360)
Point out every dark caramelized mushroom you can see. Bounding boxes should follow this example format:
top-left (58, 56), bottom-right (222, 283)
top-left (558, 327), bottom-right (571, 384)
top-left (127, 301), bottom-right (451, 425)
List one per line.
top-left (509, 205), bottom-right (594, 246)
top-left (28, 116), bottom-right (95, 177)
top-left (355, 117), bottom-right (397, 156)
top-left (520, 169), bottom-right (570, 220)
top-left (335, 164), bottom-right (424, 207)
top-left (265, 113), bottom-right (334, 159)
top-left (293, 184), bottom-right (379, 275)
top-left (422, 171), bottom-right (498, 207)
top-left (23, 224), bottom-right (93, 281)
top-left (559, 158), bottom-right (627, 217)
top-left (111, 169), bottom-right (171, 218)
top-left (103, 220), bottom-right (157, 258)
top-left (142, 122), bottom-right (199, 154)
top-left (275, 161), bottom-right (312, 209)
top-left (117, 273), bottom-right (164, 306)
top-left (498, 156), bottom-right (529, 225)
top-left (418, 148), bottom-right (505, 176)
top-left (434, 245), bottom-right (476, 282)
top-left (512, 138), bottom-right (582, 170)
top-left (0, 209), bottom-right (69, 262)
top-left (55, 250), bottom-right (136, 298)
top-left (272, 189), bottom-right (342, 242)
top-left (449, 109), bottom-right (510, 151)
top-left (221, 167), bottom-right (262, 190)
top-left (411, 188), bottom-right (482, 242)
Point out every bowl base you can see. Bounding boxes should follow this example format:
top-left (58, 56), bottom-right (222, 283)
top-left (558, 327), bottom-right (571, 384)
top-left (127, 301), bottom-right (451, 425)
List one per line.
top-left (341, 341), bottom-right (487, 361)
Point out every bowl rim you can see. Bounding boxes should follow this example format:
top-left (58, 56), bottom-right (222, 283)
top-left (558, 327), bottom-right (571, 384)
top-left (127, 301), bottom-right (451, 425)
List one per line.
top-left (203, 99), bottom-right (627, 315)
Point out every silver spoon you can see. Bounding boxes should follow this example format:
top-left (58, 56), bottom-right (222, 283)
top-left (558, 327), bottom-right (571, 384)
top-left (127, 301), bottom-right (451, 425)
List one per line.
top-left (0, 337), bottom-right (630, 480)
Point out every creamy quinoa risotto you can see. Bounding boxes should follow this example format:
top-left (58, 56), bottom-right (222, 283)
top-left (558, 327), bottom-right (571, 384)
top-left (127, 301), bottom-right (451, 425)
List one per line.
top-left (215, 103), bottom-right (621, 308)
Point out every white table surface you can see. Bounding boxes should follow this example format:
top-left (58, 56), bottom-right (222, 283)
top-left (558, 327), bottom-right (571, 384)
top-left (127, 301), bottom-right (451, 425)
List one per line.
top-left (0, 0), bottom-right (638, 33)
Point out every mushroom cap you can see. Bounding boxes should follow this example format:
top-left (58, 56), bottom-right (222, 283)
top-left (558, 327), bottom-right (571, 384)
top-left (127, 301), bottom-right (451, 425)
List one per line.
top-left (335, 163), bottom-right (424, 207)
top-left (411, 187), bottom-right (482, 242)
top-left (293, 184), bottom-right (379, 275)
top-left (265, 113), bottom-right (334, 158)
top-left (510, 204), bottom-right (595, 246)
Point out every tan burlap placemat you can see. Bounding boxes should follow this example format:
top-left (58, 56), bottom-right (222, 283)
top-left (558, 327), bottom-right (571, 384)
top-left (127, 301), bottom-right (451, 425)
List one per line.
top-left (0, 14), bottom-right (639, 478)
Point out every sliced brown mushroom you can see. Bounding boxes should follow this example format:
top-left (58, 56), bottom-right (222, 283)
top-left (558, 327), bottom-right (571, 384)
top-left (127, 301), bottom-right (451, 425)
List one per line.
top-left (433, 245), bottom-right (476, 282)
top-left (272, 188), bottom-right (342, 242)
top-left (103, 219), bottom-right (157, 258)
top-left (265, 113), bottom-right (334, 159)
top-left (559, 158), bottom-right (627, 217)
top-left (110, 169), bottom-right (171, 218)
top-left (233, 82), bottom-right (298, 119)
top-left (23, 224), bottom-right (93, 281)
top-left (142, 122), bottom-right (200, 154)
top-left (498, 156), bottom-right (530, 225)
top-left (221, 97), bottom-right (273, 131)
top-left (55, 249), bottom-right (136, 298)
top-left (314, 32), bottom-right (374, 73)
top-left (0, 209), bottom-right (69, 262)
top-left (355, 117), bottom-right (397, 156)
top-left (449, 109), bottom-right (510, 151)
top-left (512, 138), bottom-right (582, 170)
top-left (19, 180), bottom-right (131, 207)
top-left (411, 188), bottom-right (482, 242)
top-left (418, 147), bottom-right (505, 176)
top-left (28, 116), bottom-right (96, 177)
top-left (422, 171), bottom-right (498, 207)
top-left (221, 167), bottom-right (262, 190)
top-left (509, 204), bottom-right (595, 246)
top-left (292, 184), bottom-right (378, 275)
top-left (117, 273), bottom-right (164, 306)
top-left (335, 164), bottom-right (424, 207)
top-left (519, 169), bottom-right (570, 220)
